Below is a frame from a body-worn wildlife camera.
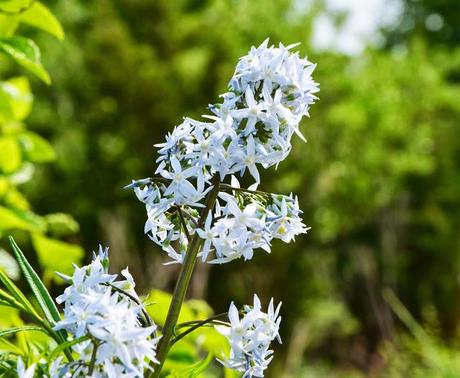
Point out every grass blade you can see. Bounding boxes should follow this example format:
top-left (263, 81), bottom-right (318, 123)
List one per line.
top-left (8, 236), bottom-right (61, 326)
top-left (7, 237), bottom-right (77, 362)
top-left (0, 270), bottom-right (40, 319)
top-left (0, 326), bottom-right (46, 339)
top-left (49, 335), bottom-right (89, 360)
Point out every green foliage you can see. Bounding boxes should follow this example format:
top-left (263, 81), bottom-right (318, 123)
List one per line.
top-left (384, 0), bottom-right (460, 47)
top-left (0, 4), bottom-right (85, 372)
top-left (18, 2), bottom-right (65, 41)
top-left (0, 0), bottom-right (82, 290)
top-left (0, 36), bottom-right (50, 84)
top-left (0, 325), bottom-right (46, 339)
top-left (381, 290), bottom-right (460, 377)
top-left (0, 239), bottom-right (76, 373)
top-left (0, 77), bottom-right (32, 121)
top-left (165, 353), bottom-right (213, 377)
top-left (9, 236), bottom-right (63, 327)
top-left (31, 233), bottom-right (83, 284)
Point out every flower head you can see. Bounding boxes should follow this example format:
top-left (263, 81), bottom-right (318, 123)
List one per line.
top-left (54, 246), bottom-right (159, 377)
top-left (216, 295), bottom-right (282, 377)
top-left (129, 39), bottom-right (317, 265)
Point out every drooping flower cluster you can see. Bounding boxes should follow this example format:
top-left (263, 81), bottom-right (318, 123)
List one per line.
top-left (216, 295), bottom-right (282, 377)
top-left (129, 39), bottom-right (318, 264)
top-left (52, 246), bottom-right (159, 377)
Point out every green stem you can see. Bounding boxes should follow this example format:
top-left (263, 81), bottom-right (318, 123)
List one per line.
top-left (171, 313), bottom-right (230, 345)
top-left (177, 207), bottom-right (192, 243)
top-left (176, 312), bottom-right (228, 329)
top-left (87, 341), bottom-right (99, 376)
top-left (150, 176), bottom-right (221, 377)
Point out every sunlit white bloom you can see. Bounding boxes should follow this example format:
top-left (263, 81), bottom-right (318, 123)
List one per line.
top-left (54, 246), bottom-right (159, 377)
top-left (161, 156), bottom-right (199, 202)
top-left (216, 295), bottom-right (282, 377)
top-left (129, 38), bottom-right (316, 264)
top-left (266, 195), bottom-right (309, 242)
top-left (232, 86), bottom-right (266, 136)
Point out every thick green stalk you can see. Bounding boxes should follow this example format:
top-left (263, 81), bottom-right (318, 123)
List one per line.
top-left (151, 177), bottom-right (220, 377)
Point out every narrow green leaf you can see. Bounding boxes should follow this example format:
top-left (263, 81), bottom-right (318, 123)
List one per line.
top-left (0, 325), bottom-right (46, 339)
top-left (8, 236), bottom-right (61, 326)
top-left (0, 287), bottom-right (23, 308)
top-left (18, 2), bottom-right (64, 40)
top-left (0, 36), bottom-right (50, 84)
top-left (0, 270), bottom-right (39, 318)
top-left (49, 335), bottom-right (89, 360)
top-left (0, 289), bottom-right (34, 316)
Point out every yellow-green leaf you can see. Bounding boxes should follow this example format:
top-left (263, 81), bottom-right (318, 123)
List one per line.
top-left (0, 14), bottom-right (19, 36)
top-left (0, 85), bottom-right (14, 120)
top-left (0, 77), bottom-right (32, 121)
top-left (31, 233), bottom-right (84, 284)
top-left (145, 289), bottom-right (196, 326)
top-left (0, 177), bottom-right (9, 197)
top-left (3, 188), bottom-right (30, 211)
top-left (0, 36), bottom-right (50, 84)
top-left (0, 305), bottom-right (21, 328)
top-left (18, 2), bottom-right (64, 41)
top-left (0, 137), bottom-right (21, 173)
top-left (163, 339), bottom-right (199, 373)
top-left (0, 0), bottom-right (34, 13)
top-left (17, 132), bottom-right (56, 163)
top-left (0, 206), bottom-right (44, 232)
top-left (44, 213), bottom-right (79, 237)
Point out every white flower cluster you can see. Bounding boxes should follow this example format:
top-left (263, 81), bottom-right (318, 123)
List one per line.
top-left (51, 246), bottom-right (159, 377)
top-left (198, 178), bottom-right (309, 264)
top-left (216, 295), bottom-right (282, 377)
top-left (155, 38), bottom-right (318, 185)
top-left (129, 39), bottom-right (317, 264)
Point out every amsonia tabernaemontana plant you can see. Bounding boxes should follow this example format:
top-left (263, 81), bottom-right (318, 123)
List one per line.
top-left (1, 39), bottom-right (318, 377)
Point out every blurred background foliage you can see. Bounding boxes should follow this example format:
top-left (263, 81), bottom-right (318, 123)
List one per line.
top-left (1, 0), bottom-right (460, 376)
top-left (0, 0), bottom-right (84, 286)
